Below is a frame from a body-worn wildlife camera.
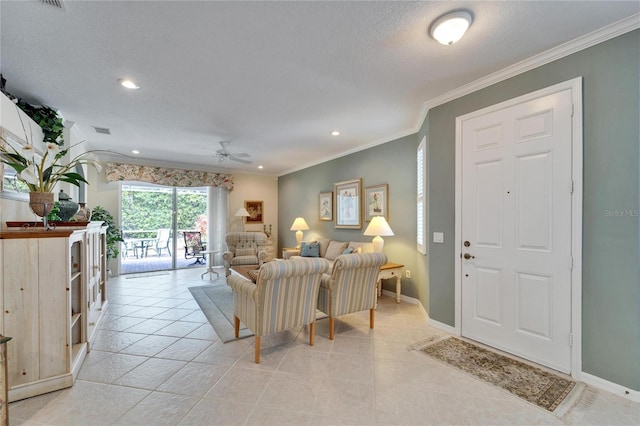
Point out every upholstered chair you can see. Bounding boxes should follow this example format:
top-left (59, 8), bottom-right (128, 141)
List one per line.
top-left (317, 252), bottom-right (387, 340)
top-left (228, 257), bottom-right (330, 363)
top-left (222, 232), bottom-right (269, 276)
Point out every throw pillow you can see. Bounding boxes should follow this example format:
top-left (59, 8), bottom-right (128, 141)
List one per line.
top-left (236, 248), bottom-right (256, 257)
top-left (246, 270), bottom-right (259, 283)
top-left (325, 241), bottom-right (348, 260)
top-left (353, 246), bottom-right (362, 254)
top-left (342, 247), bottom-right (354, 254)
top-left (301, 241), bottom-right (320, 257)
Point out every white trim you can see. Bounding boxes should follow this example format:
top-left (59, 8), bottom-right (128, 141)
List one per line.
top-left (428, 318), bottom-right (458, 335)
top-left (454, 77), bottom-right (583, 377)
top-left (581, 372), bottom-right (640, 403)
top-left (420, 14), bottom-right (639, 115)
top-left (279, 13), bottom-right (638, 177)
top-left (381, 289), bottom-right (419, 305)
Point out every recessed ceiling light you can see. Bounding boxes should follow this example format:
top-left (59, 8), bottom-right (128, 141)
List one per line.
top-left (331, 130), bottom-right (340, 136)
top-left (119, 79), bottom-right (140, 90)
top-left (258, 165), bottom-right (264, 169)
top-left (131, 150), bottom-right (140, 154)
top-left (430, 11), bottom-right (472, 45)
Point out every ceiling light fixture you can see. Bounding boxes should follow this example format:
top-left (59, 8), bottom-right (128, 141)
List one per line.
top-left (258, 165), bottom-right (264, 169)
top-left (131, 150), bottom-right (140, 154)
top-left (330, 130), bottom-right (340, 136)
top-left (119, 79), bottom-right (140, 89)
top-left (430, 11), bottom-right (472, 45)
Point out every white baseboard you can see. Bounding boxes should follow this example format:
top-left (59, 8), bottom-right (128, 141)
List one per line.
top-left (427, 318), bottom-right (457, 335)
top-left (580, 372), bottom-right (640, 402)
top-left (380, 289), bottom-right (419, 305)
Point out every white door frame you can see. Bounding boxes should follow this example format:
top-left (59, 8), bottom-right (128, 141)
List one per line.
top-left (453, 77), bottom-right (583, 377)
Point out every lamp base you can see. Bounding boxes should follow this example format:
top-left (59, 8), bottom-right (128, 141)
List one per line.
top-left (296, 230), bottom-right (303, 248)
top-left (372, 236), bottom-right (384, 253)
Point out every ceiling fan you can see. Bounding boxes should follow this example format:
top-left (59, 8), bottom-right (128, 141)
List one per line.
top-left (213, 141), bottom-right (252, 165)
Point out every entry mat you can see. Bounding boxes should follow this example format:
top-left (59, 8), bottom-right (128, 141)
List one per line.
top-left (420, 337), bottom-right (576, 412)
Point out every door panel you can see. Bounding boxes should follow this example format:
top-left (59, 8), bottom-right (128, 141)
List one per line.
top-left (461, 89), bottom-right (573, 373)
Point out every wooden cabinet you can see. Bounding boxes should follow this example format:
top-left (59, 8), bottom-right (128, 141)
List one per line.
top-left (0, 222), bottom-right (107, 402)
top-left (86, 225), bottom-right (107, 345)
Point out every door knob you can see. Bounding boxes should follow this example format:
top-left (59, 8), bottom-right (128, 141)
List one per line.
top-left (463, 253), bottom-right (475, 259)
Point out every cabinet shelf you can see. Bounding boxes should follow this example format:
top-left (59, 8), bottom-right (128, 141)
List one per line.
top-left (71, 313), bottom-right (81, 328)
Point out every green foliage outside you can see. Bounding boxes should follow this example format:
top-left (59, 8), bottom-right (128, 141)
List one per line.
top-left (121, 187), bottom-right (207, 239)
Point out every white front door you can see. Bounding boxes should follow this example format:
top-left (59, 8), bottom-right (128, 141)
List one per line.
top-left (459, 88), bottom-right (574, 373)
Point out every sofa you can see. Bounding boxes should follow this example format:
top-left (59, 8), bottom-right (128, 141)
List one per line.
top-left (222, 232), bottom-right (269, 276)
top-left (283, 238), bottom-right (373, 267)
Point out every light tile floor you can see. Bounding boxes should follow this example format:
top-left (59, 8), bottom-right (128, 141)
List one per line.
top-left (10, 268), bottom-right (639, 425)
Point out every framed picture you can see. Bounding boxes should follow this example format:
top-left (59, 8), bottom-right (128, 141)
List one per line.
top-left (244, 200), bottom-right (264, 224)
top-left (365, 184), bottom-right (389, 221)
top-left (334, 178), bottom-right (362, 229)
top-left (319, 191), bottom-right (333, 221)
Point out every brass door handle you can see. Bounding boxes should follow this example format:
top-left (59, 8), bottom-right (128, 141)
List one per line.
top-left (463, 253), bottom-right (475, 259)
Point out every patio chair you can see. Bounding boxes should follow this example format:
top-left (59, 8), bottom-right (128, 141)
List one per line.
top-left (183, 231), bottom-right (206, 264)
top-left (151, 228), bottom-right (171, 256)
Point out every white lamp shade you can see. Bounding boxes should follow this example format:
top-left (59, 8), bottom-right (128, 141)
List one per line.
top-left (235, 207), bottom-right (250, 217)
top-left (431, 11), bottom-right (472, 45)
top-left (290, 217), bottom-right (309, 248)
top-left (364, 216), bottom-right (394, 253)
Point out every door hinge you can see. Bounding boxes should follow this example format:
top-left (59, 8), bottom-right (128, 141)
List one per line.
top-left (570, 180), bottom-right (574, 194)
top-left (568, 333), bottom-right (574, 347)
top-left (569, 256), bottom-right (573, 270)
top-left (571, 104), bottom-right (575, 117)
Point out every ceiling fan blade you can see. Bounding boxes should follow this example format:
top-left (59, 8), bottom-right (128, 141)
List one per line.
top-left (230, 152), bottom-right (250, 158)
top-left (230, 156), bottom-right (252, 164)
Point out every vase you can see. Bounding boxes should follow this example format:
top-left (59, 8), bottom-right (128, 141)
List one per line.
top-left (57, 189), bottom-right (79, 221)
top-left (29, 192), bottom-right (55, 218)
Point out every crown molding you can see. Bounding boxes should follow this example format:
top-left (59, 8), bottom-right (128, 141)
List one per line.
top-left (280, 13), bottom-right (639, 177)
top-left (419, 13), bottom-right (640, 115)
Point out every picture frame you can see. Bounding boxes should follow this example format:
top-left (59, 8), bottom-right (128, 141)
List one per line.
top-left (334, 178), bottom-right (362, 229)
top-left (365, 184), bottom-right (389, 221)
top-left (318, 191), bottom-right (333, 221)
top-left (244, 200), bottom-right (264, 224)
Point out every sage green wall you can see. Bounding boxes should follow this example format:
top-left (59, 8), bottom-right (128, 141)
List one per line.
top-left (278, 134), bottom-right (428, 302)
top-left (427, 30), bottom-right (639, 390)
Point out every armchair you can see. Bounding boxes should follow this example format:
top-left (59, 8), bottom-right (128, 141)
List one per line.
top-left (228, 257), bottom-right (330, 363)
top-left (183, 231), bottom-right (206, 264)
top-left (317, 252), bottom-right (387, 340)
top-left (222, 232), bottom-right (269, 276)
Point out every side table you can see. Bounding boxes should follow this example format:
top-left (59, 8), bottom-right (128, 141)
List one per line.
top-left (378, 263), bottom-right (404, 303)
top-left (200, 250), bottom-right (221, 280)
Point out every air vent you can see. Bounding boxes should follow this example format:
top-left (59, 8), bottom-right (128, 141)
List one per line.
top-left (92, 126), bottom-right (111, 135)
top-left (40, 0), bottom-right (64, 9)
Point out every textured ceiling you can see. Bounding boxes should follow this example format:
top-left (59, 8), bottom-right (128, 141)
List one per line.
top-left (1, 1), bottom-right (638, 175)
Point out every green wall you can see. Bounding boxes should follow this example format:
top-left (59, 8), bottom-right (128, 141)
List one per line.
top-left (278, 134), bottom-right (428, 301)
top-left (278, 30), bottom-right (639, 391)
top-left (428, 30), bottom-right (639, 390)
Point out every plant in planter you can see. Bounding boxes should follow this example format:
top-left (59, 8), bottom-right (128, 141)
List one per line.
top-left (17, 100), bottom-right (65, 145)
top-left (90, 206), bottom-right (124, 264)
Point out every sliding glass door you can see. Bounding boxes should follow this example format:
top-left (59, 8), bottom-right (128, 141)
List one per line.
top-left (120, 184), bottom-right (207, 274)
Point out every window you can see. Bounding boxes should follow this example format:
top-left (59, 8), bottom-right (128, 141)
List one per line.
top-left (417, 136), bottom-right (426, 254)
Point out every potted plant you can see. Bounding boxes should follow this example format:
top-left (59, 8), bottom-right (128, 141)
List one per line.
top-left (91, 206), bottom-right (124, 268)
top-left (0, 103), bottom-right (101, 217)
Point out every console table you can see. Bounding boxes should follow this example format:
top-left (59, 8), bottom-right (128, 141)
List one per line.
top-left (378, 263), bottom-right (404, 303)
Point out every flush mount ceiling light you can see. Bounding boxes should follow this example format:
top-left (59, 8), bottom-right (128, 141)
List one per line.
top-left (430, 11), bottom-right (473, 45)
top-left (118, 78), bottom-right (140, 89)
top-left (330, 130), bottom-right (340, 136)
top-left (131, 150), bottom-right (140, 154)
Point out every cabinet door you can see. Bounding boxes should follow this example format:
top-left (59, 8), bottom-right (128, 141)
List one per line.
top-left (38, 238), bottom-right (69, 378)
top-left (3, 239), bottom-right (40, 386)
top-left (86, 229), bottom-right (102, 342)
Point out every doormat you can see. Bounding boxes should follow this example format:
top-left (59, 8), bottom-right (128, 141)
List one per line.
top-left (420, 337), bottom-right (576, 412)
top-left (125, 271), bottom-right (170, 279)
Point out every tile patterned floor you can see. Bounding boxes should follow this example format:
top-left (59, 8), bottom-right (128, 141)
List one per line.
top-left (9, 268), bottom-right (639, 425)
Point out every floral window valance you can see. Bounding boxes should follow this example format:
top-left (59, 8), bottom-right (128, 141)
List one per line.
top-left (105, 162), bottom-right (234, 190)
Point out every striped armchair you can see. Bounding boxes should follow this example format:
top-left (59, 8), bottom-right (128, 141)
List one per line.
top-left (222, 232), bottom-right (269, 276)
top-left (317, 252), bottom-right (387, 340)
top-left (228, 257), bottom-right (330, 363)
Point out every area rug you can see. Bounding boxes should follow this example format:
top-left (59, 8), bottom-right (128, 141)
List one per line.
top-left (188, 284), bottom-right (253, 343)
top-left (420, 337), bottom-right (576, 412)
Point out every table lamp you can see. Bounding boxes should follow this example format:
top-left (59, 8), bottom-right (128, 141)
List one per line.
top-left (290, 217), bottom-right (310, 248)
top-left (363, 216), bottom-right (394, 253)
top-left (235, 207), bottom-right (250, 231)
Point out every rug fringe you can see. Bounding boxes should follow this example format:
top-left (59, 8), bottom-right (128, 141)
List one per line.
top-left (407, 334), bottom-right (450, 352)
